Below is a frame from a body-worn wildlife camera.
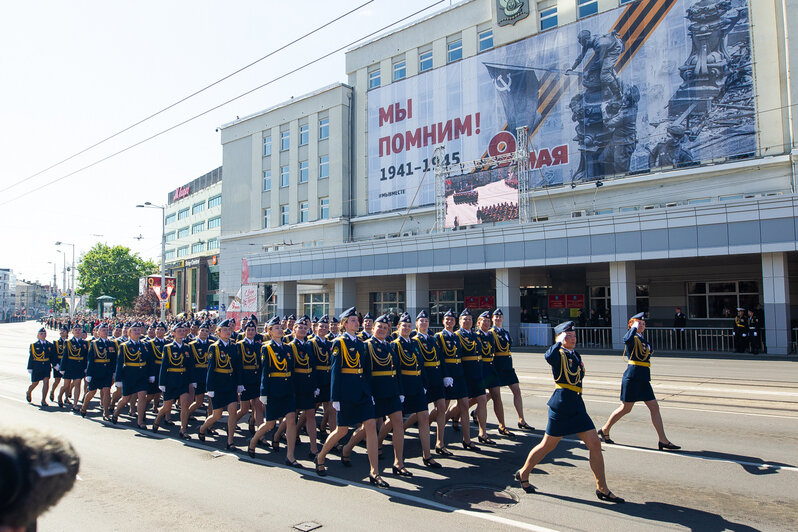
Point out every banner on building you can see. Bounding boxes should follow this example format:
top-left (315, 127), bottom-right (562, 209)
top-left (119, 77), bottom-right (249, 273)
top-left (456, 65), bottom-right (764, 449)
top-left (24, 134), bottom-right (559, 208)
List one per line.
top-left (367, 0), bottom-right (755, 214)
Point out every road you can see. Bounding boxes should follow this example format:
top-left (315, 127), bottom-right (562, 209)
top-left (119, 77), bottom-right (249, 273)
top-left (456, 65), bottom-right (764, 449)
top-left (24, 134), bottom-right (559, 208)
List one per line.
top-left (2, 321), bottom-right (797, 531)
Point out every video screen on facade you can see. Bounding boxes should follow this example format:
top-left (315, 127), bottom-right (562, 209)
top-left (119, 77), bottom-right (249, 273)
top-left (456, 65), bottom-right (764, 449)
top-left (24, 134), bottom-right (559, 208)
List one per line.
top-left (444, 165), bottom-right (519, 228)
top-left (367, 0), bottom-right (755, 214)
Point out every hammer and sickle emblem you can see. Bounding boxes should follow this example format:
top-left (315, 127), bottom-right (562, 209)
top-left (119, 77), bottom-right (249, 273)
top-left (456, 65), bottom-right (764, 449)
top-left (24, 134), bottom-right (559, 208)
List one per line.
top-left (494, 74), bottom-right (512, 92)
top-left (499, 0), bottom-right (523, 16)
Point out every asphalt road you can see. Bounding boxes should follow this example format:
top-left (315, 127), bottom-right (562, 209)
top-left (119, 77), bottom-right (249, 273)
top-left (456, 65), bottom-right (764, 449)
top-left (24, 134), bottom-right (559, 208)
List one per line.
top-left (2, 321), bottom-right (797, 531)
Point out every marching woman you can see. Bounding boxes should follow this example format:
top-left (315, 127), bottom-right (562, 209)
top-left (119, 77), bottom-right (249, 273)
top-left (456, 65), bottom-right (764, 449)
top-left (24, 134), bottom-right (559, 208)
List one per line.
top-left (597, 313), bottom-right (680, 451)
top-left (248, 317), bottom-right (302, 467)
top-left (81, 323), bottom-right (119, 420)
top-left (113, 322), bottom-right (154, 429)
top-left (343, 314), bottom-right (407, 477)
top-left (286, 317), bottom-right (320, 458)
top-left (515, 322), bottom-right (623, 502)
top-left (187, 320), bottom-right (213, 420)
top-left (146, 322), bottom-right (168, 418)
top-left (234, 319), bottom-right (264, 435)
top-left (310, 315), bottom-right (335, 440)
top-left (153, 322), bottom-right (194, 440)
top-left (50, 325), bottom-right (68, 404)
top-left (490, 309), bottom-right (533, 432)
top-left (436, 309), bottom-right (475, 450)
top-left (393, 314), bottom-right (440, 469)
top-left (199, 319), bottom-right (243, 449)
top-left (471, 311), bottom-right (508, 439)
top-left (450, 309), bottom-right (492, 446)
top-left (315, 307), bottom-right (387, 488)
top-left (26, 327), bottom-right (53, 406)
top-left (59, 324), bottom-right (89, 412)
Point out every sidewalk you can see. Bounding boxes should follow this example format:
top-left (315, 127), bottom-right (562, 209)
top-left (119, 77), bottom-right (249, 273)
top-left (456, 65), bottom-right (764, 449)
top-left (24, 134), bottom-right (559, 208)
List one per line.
top-left (514, 345), bottom-right (797, 361)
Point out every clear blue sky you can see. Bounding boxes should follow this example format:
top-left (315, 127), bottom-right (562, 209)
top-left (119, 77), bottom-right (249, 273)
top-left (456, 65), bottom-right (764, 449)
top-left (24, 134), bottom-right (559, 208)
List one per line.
top-left (0, 0), bottom-right (450, 288)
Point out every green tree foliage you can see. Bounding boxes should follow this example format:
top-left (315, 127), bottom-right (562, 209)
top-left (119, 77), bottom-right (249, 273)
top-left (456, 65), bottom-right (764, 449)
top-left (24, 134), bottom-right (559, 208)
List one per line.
top-left (76, 244), bottom-right (158, 310)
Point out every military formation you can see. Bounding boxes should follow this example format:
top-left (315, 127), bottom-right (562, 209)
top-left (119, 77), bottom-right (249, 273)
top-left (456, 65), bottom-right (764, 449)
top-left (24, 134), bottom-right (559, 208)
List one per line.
top-left (27, 306), bottom-right (681, 500)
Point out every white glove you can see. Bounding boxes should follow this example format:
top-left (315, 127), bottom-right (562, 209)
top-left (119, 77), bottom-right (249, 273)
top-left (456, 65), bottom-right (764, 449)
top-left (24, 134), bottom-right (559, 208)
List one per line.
top-left (443, 377), bottom-right (454, 388)
top-left (260, 395), bottom-right (268, 404)
top-left (86, 376), bottom-right (92, 382)
top-left (115, 382), bottom-right (122, 388)
top-left (371, 397), bottom-right (376, 405)
top-left (742, 334), bottom-right (747, 337)
top-left (27, 369), bottom-right (32, 374)
top-left (207, 391), bottom-right (215, 398)
top-left (332, 401), bottom-right (340, 411)
top-left (55, 365), bottom-right (60, 371)
top-left (753, 332), bottom-right (757, 336)
top-left (237, 385), bottom-right (245, 394)
top-left (399, 395), bottom-right (405, 403)
top-left (148, 376), bottom-right (155, 383)
top-left (159, 385), bottom-right (166, 393)
top-left (314, 388), bottom-right (320, 397)
top-left (191, 382), bottom-right (197, 388)
top-left (423, 388), bottom-right (427, 394)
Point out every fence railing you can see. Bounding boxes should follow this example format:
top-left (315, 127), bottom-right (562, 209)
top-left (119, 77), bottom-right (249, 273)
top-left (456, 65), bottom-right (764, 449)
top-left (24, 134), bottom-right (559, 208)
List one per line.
top-left (792, 328), bottom-right (798, 354)
top-left (529, 326), bottom-right (740, 352)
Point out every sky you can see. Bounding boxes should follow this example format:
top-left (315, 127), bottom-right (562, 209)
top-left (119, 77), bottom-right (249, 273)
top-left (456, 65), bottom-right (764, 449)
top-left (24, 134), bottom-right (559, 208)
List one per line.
top-left (0, 0), bottom-right (453, 289)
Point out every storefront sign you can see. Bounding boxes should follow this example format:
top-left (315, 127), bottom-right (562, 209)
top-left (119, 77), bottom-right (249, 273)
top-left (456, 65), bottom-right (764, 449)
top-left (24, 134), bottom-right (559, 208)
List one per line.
top-left (548, 295), bottom-right (566, 309)
top-left (173, 185), bottom-right (190, 201)
top-left (565, 294), bottom-right (584, 308)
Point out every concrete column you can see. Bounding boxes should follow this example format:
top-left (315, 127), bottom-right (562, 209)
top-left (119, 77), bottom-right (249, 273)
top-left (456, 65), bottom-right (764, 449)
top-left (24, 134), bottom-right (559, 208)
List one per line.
top-left (495, 268), bottom-right (521, 344)
top-left (276, 281), bottom-right (297, 318)
top-left (333, 278), bottom-right (357, 319)
top-left (405, 273), bottom-right (430, 321)
top-left (610, 261), bottom-right (636, 350)
top-left (761, 252), bottom-right (791, 355)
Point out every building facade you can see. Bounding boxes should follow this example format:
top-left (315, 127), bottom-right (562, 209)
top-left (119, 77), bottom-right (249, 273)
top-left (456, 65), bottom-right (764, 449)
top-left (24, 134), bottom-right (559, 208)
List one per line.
top-left (164, 167), bottom-right (223, 314)
top-left (0, 268), bottom-right (16, 322)
top-left (15, 280), bottom-right (52, 319)
top-left (220, 0), bottom-right (798, 353)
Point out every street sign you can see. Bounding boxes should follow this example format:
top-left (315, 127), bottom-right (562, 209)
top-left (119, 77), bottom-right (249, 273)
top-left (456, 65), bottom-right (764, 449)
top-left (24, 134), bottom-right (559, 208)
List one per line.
top-left (160, 290), bottom-right (169, 301)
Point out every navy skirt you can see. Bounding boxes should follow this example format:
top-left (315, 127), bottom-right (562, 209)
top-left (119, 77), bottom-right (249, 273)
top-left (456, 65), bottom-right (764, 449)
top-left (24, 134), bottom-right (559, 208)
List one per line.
top-left (482, 363), bottom-right (500, 389)
top-left (147, 381), bottom-right (161, 395)
top-left (402, 392), bottom-right (427, 415)
top-left (31, 367), bottom-right (50, 382)
top-left (88, 375), bottom-right (112, 391)
top-left (62, 360), bottom-right (85, 380)
top-left (498, 368), bottom-right (519, 387)
top-left (210, 389), bottom-right (238, 410)
top-left (51, 366), bottom-right (63, 379)
top-left (466, 377), bottom-right (486, 399)
top-left (426, 383), bottom-right (445, 403)
top-left (374, 395), bottom-right (402, 418)
top-left (296, 391), bottom-right (316, 411)
top-left (337, 396), bottom-right (375, 427)
top-left (316, 384), bottom-right (331, 403)
top-left (241, 382), bottom-right (260, 401)
top-left (121, 376), bottom-right (149, 397)
top-left (620, 377), bottom-right (656, 403)
top-left (164, 383), bottom-right (190, 401)
top-left (266, 395), bottom-right (296, 421)
top-left (444, 377), bottom-right (469, 400)
top-left (545, 390), bottom-right (595, 437)
top-left (193, 379), bottom-right (207, 395)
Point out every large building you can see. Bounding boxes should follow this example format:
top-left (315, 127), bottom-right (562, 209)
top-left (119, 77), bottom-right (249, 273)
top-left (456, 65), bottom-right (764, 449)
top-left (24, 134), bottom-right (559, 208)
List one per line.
top-left (163, 167), bottom-right (223, 314)
top-left (0, 268), bottom-right (16, 322)
top-left (15, 280), bottom-right (52, 319)
top-left (220, 0), bottom-right (798, 353)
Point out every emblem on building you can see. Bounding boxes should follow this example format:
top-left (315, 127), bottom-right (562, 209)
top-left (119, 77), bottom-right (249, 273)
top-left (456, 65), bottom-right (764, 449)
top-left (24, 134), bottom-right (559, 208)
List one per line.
top-left (496, 0), bottom-right (529, 26)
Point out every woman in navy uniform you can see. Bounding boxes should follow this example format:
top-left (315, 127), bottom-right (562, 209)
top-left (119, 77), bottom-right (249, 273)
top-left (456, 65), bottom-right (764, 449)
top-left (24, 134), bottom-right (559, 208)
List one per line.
top-left (199, 319), bottom-right (243, 449)
top-left (315, 308), bottom-right (387, 488)
top-left (490, 309), bottom-right (533, 432)
top-left (187, 320), bottom-right (212, 420)
top-left (358, 313), bottom-right (374, 341)
top-left (343, 314), bottom-right (407, 477)
top-left (436, 309), bottom-right (475, 450)
top-left (112, 322), bottom-right (154, 429)
top-left (597, 313), bottom-right (680, 451)
top-left (248, 316), bottom-right (302, 467)
top-left (153, 322), bottom-right (194, 440)
top-left (310, 315), bottom-right (335, 440)
top-left (393, 314), bottom-right (440, 469)
top-left (26, 327), bottom-right (53, 406)
top-left (81, 323), bottom-right (118, 420)
top-left (234, 319), bottom-right (263, 435)
top-left (50, 325), bottom-right (68, 404)
top-left (58, 324), bottom-right (89, 412)
top-left (515, 321), bottom-right (624, 503)
top-left (452, 309), bottom-right (492, 446)
top-left (472, 311), bottom-right (507, 441)
top-left (146, 322), bottom-right (168, 418)
top-left (287, 317), bottom-right (320, 458)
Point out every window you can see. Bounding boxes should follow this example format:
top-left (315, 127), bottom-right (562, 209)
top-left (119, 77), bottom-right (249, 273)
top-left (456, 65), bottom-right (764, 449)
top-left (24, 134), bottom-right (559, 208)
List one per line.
top-left (578, 0), bottom-right (598, 18)
top-left (207, 238), bottom-right (219, 250)
top-left (299, 160), bottom-right (308, 183)
top-left (687, 281), bottom-right (760, 319)
top-left (302, 293), bottom-right (330, 320)
top-left (165, 231), bottom-right (176, 242)
top-left (370, 291), bottom-right (405, 319)
top-left (192, 242), bottom-right (204, 254)
top-left (429, 290), bottom-right (465, 327)
top-left (393, 60), bottom-right (406, 81)
top-left (263, 208), bottom-right (271, 229)
top-left (263, 170), bottom-right (271, 191)
top-left (368, 68), bottom-right (380, 89)
top-left (208, 216), bottom-right (221, 229)
top-left (280, 165), bottom-right (290, 187)
top-left (319, 197), bottom-right (329, 220)
top-left (177, 246), bottom-right (189, 258)
top-left (588, 286), bottom-right (611, 322)
top-left (191, 221), bottom-right (205, 234)
top-left (263, 136), bottom-right (271, 156)
top-left (319, 117), bottom-right (329, 140)
top-left (636, 285), bottom-right (650, 314)
top-left (177, 226), bottom-right (189, 239)
top-left (280, 204), bottom-right (289, 225)
top-left (280, 130), bottom-right (290, 151)
top-left (208, 195), bottom-right (222, 209)
top-left (299, 201), bottom-right (309, 223)
top-left (319, 155), bottom-right (329, 179)
top-left (177, 208), bottom-right (190, 220)
top-left (165, 249), bottom-right (175, 260)
top-left (478, 30), bottom-right (493, 52)
top-left (192, 201), bottom-right (205, 215)
top-left (540, 6), bottom-right (558, 30)
top-left (165, 213), bottom-right (176, 225)
top-left (419, 49), bottom-right (433, 72)
top-left (620, 0), bottom-right (636, 3)
top-left (299, 124), bottom-right (309, 146)
top-left (447, 39), bottom-right (463, 63)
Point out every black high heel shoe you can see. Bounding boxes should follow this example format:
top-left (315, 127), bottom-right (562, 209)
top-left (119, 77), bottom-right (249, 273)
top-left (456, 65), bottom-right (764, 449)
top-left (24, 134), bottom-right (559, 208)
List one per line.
top-left (517, 421), bottom-right (534, 431)
top-left (198, 431), bottom-right (206, 442)
top-left (226, 442), bottom-right (235, 451)
top-left (271, 439), bottom-right (281, 452)
top-left (498, 427), bottom-right (516, 439)
top-left (285, 459), bottom-right (304, 469)
top-left (514, 471), bottom-right (535, 494)
top-left (478, 435), bottom-right (496, 445)
top-left (314, 457), bottom-right (327, 477)
top-left (247, 445), bottom-right (257, 458)
top-left (341, 454), bottom-right (353, 467)
top-left (596, 489), bottom-right (625, 503)
top-left (461, 441), bottom-right (479, 452)
top-left (658, 441), bottom-right (681, 451)
top-left (597, 429), bottom-right (615, 444)
top-left (369, 475), bottom-right (389, 488)
top-left (435, 446), bottom-right (453, 456)
top-left (392, 465), bottom-right (413, 477)
top-left (423, 457), bottom-right (442, 469)
top-left (178, 431), bottom-right (191, 441)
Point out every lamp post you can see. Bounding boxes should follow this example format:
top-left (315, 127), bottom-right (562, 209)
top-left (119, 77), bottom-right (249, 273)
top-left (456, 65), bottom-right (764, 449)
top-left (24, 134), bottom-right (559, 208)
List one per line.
top-left (47, 261), bottom-right (56, 314)
top-left (137, 202), bottom-right (166, 322)
top-left (55, 241), bottom-right (75, 320)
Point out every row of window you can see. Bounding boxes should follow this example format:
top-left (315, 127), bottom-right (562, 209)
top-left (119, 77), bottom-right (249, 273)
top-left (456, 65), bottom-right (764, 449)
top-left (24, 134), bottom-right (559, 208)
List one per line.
top-left (165, 194), bottom-right (221, 225)
top-left (263, 156), bottom-right (330, 190)
top-left (263, 197), bottom-right (329, 228)
top-left (165, 216), bottom-right (221, 241)
top-left (263, 118), bottom-right (330, 157)
top-left (164, 238), bottom-right (220, 260)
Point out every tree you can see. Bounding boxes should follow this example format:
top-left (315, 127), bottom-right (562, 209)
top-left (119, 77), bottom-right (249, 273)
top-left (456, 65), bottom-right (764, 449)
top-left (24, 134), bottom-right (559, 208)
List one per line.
top-left (134, 291), bottom-right (160, 316)
top-left (76, 244), bottom-right (158, 310)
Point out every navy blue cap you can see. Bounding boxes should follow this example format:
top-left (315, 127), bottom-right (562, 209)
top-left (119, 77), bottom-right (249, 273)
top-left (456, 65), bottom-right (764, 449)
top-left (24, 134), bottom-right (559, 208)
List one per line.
top-left (339, 307), bottom-right (357, 320)
top-left (98, 323), bottom-right (108, 330)
top-left (296, 316), bottom-right (309, 325)
top-left (218, 318), bottom-right (234, 328)
top-left (244, 319), bottom-right (257, 329)
top-left (311, 316), bottom-right (319, 323)
top-left (60, 325), bottom-right (69, 331)
top-left (478, 311), bottom-right (490, 319)
top-left (375, 314), bottom-right (391, 324)
top-left (416, 310), bottom-right (429, 320)
top-left (460, 308), bottom-right (471, 318)
top-left (266, 316), bottom-right (281, 327)
top-left (287, 314), bottom-right (296, 320)
top-left (492, 308), bottom-right (503, 316)
top-left (398, 314), bottom-right (411, 324)
top-left (363, 312), bottom-right (375, 320)
top-left (630, 312), bottom-right (646, 320)
top-left (330, 316), bottom-right (339, 324)
top-left (155, 321), bottom-right (167, 329)
top-left (199, 320), bottom-right (211, 329)
top-left (319, 315), bottom-right (329, 324)
top-left (443, 309), bottom-right (456, 318)
top-left (38, 327), bottom-right (46, 333)
top-left (554, 321), bottom-right (575, 335)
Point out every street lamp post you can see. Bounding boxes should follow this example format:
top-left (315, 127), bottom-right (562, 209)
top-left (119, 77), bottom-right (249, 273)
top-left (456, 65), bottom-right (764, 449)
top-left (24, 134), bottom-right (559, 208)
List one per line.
top-left (47, 261), bottom-right (56, 314)
top-left (55, 241), bottom-right (75, 321)
top-left (137, 202), bottom-right (166, 322)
